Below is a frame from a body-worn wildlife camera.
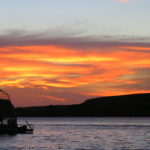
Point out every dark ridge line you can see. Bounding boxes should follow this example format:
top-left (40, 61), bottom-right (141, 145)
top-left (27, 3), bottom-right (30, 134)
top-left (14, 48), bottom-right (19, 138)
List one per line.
top-left (16, 93), bottom-right (150, 117)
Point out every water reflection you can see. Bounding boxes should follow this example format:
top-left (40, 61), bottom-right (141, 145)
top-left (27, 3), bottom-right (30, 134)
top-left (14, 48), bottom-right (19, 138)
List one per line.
top-left (0, 117), bottom-right (150, 150)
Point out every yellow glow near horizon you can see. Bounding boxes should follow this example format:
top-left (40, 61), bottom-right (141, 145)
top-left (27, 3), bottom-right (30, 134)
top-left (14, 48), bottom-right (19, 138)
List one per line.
top-left (1, 45), bottom-right (150, 106)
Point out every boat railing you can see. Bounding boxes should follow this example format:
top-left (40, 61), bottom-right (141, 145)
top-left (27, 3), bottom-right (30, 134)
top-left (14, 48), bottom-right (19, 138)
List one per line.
top-left (17, 123), bottom-right (34, 130)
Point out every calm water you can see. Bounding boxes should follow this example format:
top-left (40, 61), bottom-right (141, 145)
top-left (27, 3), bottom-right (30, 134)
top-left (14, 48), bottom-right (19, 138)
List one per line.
top-left (0, 117), bottom-right (150, 150)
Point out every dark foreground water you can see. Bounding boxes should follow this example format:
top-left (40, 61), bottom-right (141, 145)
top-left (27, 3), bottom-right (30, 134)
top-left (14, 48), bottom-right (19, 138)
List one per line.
top-left (0, 117), bottom-right (150, 150)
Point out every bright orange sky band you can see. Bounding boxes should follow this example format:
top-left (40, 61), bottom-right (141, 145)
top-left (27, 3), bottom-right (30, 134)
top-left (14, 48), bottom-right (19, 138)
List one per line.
top-left (1, 43), bottom-right (150, 106)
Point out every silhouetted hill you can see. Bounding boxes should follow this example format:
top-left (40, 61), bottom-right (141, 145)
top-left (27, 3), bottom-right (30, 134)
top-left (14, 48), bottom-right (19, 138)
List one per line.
top-left (16, 93), bottom-right (150, 117)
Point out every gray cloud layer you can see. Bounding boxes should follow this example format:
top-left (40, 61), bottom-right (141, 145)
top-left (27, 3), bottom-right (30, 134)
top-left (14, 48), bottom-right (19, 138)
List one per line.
top-left (0, 30), bottom-right (150, 49)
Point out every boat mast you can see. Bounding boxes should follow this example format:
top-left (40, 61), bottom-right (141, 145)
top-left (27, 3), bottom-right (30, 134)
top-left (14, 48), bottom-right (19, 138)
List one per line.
top-left (0, 89), bottom-right (11, 100)
top-left (0, 89), bottom-right (17, 120)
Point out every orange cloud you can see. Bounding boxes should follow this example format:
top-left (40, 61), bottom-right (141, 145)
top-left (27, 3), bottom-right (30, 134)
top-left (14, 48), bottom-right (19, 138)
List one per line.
top-left (41, 95), bottom-right (65, 102)
top-left (1, 32), bottom-right (150, 106)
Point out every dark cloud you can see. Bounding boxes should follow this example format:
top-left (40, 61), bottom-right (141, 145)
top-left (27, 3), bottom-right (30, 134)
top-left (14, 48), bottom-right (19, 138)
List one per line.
top-left (0, 30), bottom-right (150, 49)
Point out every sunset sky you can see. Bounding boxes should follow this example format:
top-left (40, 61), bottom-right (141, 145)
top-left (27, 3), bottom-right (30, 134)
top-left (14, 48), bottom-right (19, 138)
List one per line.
top-left (0, 0), bottom-right (150, 106)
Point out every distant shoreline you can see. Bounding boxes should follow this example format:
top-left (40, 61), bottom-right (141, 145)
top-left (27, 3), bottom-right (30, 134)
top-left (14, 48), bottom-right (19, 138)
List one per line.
top-left (16, 93), bottom-right (150, 117)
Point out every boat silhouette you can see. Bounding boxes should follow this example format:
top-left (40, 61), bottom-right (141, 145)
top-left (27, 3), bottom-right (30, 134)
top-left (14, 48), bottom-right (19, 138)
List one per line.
top-left (0, 89), bottom-right (33, 134)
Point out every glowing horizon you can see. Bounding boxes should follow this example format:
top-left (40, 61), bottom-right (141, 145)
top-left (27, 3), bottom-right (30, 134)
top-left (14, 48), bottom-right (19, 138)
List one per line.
top-left (0, 0), bottom-right (150, 106)
top-left (0, 33), bottom-right (150, 106)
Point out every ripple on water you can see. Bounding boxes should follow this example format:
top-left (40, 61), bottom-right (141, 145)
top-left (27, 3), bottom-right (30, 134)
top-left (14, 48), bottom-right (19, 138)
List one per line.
top-left (0, 117), bottom-right (150, 150)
